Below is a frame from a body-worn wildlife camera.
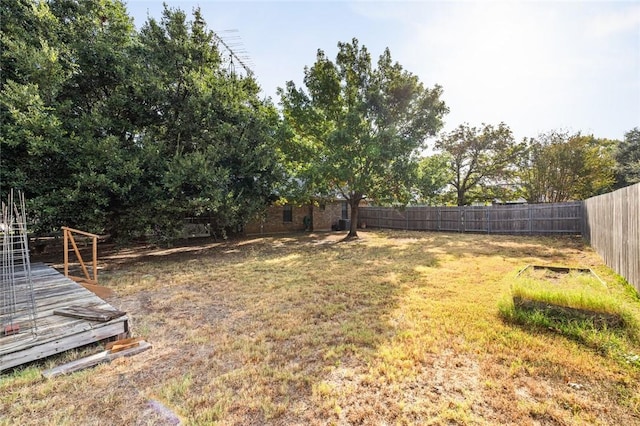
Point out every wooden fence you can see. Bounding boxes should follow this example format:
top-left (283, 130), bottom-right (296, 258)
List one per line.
top-left (583, 183), bottom-right (640, 293)
top-left (359, 202), bottom-right (583, 235)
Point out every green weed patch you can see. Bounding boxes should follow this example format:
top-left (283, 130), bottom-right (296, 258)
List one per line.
top-left (501, 265), bottom-right (640, 361)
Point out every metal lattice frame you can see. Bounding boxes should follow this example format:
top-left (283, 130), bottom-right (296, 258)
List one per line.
top-left (1, 190), bottom-right (37, 347)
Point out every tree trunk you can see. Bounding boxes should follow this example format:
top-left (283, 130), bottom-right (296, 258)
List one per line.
top-left (346, 198), bottom-right (361, 239)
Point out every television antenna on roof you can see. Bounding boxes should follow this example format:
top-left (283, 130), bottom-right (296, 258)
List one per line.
top-left (212, 29), bottom-right (254, 77)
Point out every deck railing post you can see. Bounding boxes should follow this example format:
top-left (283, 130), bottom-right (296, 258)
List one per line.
top-left (63, 228), bottom-right (69, 278)
top-left (92, 235), bottom-right (97, 283)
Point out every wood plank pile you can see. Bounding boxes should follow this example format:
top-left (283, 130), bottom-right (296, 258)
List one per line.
top-left (42, 337), bottom-right (151, 378)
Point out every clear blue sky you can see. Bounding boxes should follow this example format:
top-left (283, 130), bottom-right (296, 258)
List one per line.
top-left (126, 0), bottom-right (640, 142)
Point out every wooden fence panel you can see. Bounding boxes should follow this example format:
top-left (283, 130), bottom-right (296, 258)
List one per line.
top-left (361, 208), bottom-right (407, 230)
top-left (439, 207), bottom-right (462, 232)
top-left (406, 207), bottom-right (423, 231)
top-left (530, 202), bottom-right (583, 234)
top-left (489, 205), bottom-right (530, 234)
top-left (359, 202), bottom-right (582, 235)
top-left (463, 206), bottom-right (487, 232)
top-left (583, 183), bottom-right (640, 293)
top-left (419, 207), bottom-right (440, 231)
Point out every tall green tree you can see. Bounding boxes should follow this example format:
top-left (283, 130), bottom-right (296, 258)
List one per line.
top-left (436, 123), bottom-right (523, 206)
top-left (130, 6), bottom-right (281, 241)
top-left (519, 131), bottom-right (615, 203)
top-left (415, 154), bottom-right (453, 205)
top-left (1, 2), bottom-right (280, 242)
top-left (279, 38), bottom-right (448, 238)
top-left (1, 0), bottom-right (138, 233)
top-left (614, 127), bottom-right (640, 189)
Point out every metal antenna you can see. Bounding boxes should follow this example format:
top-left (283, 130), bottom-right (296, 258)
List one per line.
top-left (212, 29), bottom-right (255, 77)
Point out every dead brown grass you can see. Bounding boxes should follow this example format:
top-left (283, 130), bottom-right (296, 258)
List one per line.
top-left (2, 230), bottom-right (639, 425)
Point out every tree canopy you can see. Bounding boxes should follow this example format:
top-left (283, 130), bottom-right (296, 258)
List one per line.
top-left (279, 38), bottom-right (448, 237)
top-left (415, 154), bottom-right (453, 206)
top-left (435, 123), bottom-right (524, 206)
top-left (518, 131), bottom-right (615, 203)
top-left (614, 127), bottom-right (640, 189)
top-left (1, 1), bottom-right (280, 242)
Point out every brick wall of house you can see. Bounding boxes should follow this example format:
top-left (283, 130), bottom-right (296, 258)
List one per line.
top-left (312, 202), bottom-right (342, 231)
top-left (244, 201), bottom-right (350, 235)
top-left (244, 205), bottom-right (309, 235)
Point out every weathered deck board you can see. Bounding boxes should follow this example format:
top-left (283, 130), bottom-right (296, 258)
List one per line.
top-left (54, 306), bottom-right (126, 322)
top-left (1, 263), bottom-right (128, 372)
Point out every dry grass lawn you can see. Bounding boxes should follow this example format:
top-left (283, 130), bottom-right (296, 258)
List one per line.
top-left (2, 230), bottom-right (639, 425)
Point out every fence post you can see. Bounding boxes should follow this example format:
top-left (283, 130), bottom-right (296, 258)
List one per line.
top-left (528, 205), bottom-right (533, 235)
top-left (437, 207), bottom-right (441, 231)
top-left (486, 207), bottom-right (490, 234)
top-left (579, 201), bottom-right (584, 237)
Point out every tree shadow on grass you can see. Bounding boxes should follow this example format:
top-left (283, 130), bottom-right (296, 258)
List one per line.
top-left (89, 232), bottom-right (443, 424)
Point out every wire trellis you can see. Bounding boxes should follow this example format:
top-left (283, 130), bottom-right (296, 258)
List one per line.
top-left (1, 190), bottom-right (38, 350)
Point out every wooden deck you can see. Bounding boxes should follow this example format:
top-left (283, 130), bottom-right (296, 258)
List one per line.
top-left (1, 263), bottom-right (128, 372)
